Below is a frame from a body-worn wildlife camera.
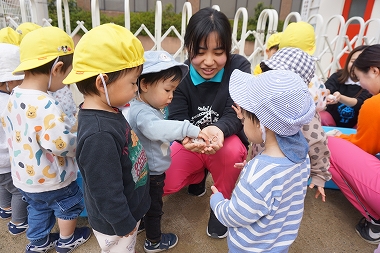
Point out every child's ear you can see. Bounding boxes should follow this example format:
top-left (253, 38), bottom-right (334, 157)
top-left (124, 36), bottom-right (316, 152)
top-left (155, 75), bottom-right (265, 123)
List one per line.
top-left (139, 79), bottom-right (149, 92)
top-left (95, 74), bottom-right (109, 95)
top-left (51, 62), bottom-right (64, 76)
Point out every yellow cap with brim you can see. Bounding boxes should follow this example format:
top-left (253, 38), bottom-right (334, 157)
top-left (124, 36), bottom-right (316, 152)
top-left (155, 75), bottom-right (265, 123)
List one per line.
top-left (63, 23), bottom-right (144, 85)
top-left (13, 26), bottom-right (74, 75)
top-left (0, 27), bottom-right (20, 46)
top-left (266, 32), bottom-right (282, 50)
top-left (280, 21), bottom-right (316, 55)
top-left (16, 22), bottom-right (42, 44)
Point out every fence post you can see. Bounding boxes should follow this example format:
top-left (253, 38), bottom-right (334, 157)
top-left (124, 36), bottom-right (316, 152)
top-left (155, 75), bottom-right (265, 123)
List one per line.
top-left (155, 1), bottom-right (162, 50)
top-left (91, 0), bottom-right (100, 28)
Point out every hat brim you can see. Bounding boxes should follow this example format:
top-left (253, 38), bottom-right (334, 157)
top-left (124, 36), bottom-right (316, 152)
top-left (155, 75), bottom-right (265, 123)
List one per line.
top-left (229, 69), bottom-right (256, 113)
top-left (13, 55), bottom-right (58, 75)
top-left (63, 71), bottom-right (99, 85)
top-left (142, 62), bottom-right (189, 82)
top-left (0, 73), bottom-right (24, 82)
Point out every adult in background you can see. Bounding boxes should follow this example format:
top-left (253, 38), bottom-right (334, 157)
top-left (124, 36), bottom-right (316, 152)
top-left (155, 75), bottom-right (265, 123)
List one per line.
top-left (163, 7), bottom-right (250, 239)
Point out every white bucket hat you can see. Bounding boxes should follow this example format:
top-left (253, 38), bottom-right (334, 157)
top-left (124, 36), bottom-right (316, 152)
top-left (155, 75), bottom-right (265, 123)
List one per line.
top-left (229, 69), bottom-right (315, 163)
top-left (0, 43), bottom-right (24, 82)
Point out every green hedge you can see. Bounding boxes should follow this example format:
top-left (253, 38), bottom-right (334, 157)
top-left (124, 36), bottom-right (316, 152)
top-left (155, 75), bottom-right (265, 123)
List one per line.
top-left (48, 1), bottom-right (283, 42)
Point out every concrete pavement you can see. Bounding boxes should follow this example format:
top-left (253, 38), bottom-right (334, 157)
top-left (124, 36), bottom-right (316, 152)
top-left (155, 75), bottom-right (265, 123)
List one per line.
top-left (0, 176), bottom-right (378, 253)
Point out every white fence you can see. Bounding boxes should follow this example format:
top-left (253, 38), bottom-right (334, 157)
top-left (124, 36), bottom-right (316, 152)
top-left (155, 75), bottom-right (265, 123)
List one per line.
top-left (3, 0), bottom-right (380, 82)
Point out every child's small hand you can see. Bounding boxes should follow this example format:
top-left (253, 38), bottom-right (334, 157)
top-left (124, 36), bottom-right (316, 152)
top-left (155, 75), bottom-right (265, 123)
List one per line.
top-left (122, 226), bottom-right (137, 237)
top-left (309, 183), bottom-right (326, 202)
top-left (234, 160), bottom-right (247, 169)
top-left (232, 103), bottom-right (243, 120)
top-left (211, 185), bottom-right (219, 195)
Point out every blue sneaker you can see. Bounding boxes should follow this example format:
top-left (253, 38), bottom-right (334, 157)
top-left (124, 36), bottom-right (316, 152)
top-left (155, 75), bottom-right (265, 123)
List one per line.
top-left (25, 233), bottom-right (59, 253)
top-left (8, 220), bottom-right (28, 235)
top-left (0, 207), bottom-right (12, 219)
top-left (56, 227), bottom-right (91, 253)
top-left (144, 233), bottom-right (178, 253)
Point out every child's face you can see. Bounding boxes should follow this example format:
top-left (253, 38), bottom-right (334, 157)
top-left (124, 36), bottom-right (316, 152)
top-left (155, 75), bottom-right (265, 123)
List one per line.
top-left (242, 111), bottom-right (263, 144)
top-left (266, 48), bottom-right (278, 59)
top-left (107, 68), bottom-right (140, 107)
top-left (190, 31), bottom-right (227, 80)
top-left (354, 67), bottom-right (380, 95)
top-left (140, 77), bottom-right (180, 110)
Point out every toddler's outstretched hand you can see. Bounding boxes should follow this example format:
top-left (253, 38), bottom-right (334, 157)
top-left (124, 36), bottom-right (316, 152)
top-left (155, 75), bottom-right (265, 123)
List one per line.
top-left (211, 185), bottom-right (219, 196)
top-left (234, 160), bottom-right (247, 169)
top-left (309, 183), bottom-right (326, 202)
top-left (232, 103), bottom-right (243, 120)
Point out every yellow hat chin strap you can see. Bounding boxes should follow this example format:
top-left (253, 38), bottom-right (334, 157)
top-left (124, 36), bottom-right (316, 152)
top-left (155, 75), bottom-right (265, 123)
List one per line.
top-left (99, 74), bottom-right (111, 107)
top-left (48, 57), bottom-right (60, 90)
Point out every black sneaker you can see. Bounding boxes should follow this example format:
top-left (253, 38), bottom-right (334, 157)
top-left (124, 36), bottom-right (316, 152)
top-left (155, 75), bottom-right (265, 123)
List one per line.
top-left (355, 217), bottom-right (380, 244)
top-left (188, 169), bottom-right (208, 197)
top-left (206, 209), bottom-right (227, 239)
top-left (143, 233), bottom-right (178, 253)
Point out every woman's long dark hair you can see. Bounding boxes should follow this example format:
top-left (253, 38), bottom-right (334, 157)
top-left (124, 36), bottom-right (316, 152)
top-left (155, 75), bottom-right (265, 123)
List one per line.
top-left (337, 45), bottom-right (368, 83)
top-left (351, 44), bottom-right (380, 82)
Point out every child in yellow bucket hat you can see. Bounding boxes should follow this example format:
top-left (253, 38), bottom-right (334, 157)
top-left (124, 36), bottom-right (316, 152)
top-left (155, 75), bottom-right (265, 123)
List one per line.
top-left (16, 22), bottom-right (77, 127)
top-left (16, 22), bottom-right (42, 45)
top-left (279, 21), bottom-right (316, 55)
top-left (253, 32), bottom-right (282, 75)
top-left (0, 27), bottom-right (19, 45)
top-left (63, 23), bottom-right (150, 253)
top-left (1, 26), bottom-right (91, 253)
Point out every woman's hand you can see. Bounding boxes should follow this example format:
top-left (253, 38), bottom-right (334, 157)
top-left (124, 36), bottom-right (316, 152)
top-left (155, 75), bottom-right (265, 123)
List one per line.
top-left (309, 183), bottom-right (326, 202)
top-left (325, 129), bottom-right (342, 137)
top-left (201, 126), bottom-right (224, 154)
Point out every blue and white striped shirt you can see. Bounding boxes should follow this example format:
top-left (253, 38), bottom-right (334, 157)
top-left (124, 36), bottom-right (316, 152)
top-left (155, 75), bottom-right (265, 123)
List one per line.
top-left (210, 154), bottom-right (310, 253)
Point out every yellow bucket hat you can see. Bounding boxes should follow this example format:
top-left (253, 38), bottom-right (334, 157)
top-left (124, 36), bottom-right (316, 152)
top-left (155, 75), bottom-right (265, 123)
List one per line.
top-left (16, 22), bottom-right (42, 44)
top-left (0, 27), bottom-right (19, 45)
top-left (266, 32), bottom-right (282, 50)
top-left (279, 21), bottom-right (316, 55)
top-left (13, 26), bottom-right (74, 75)
top-left (63, 23), bottom-right (144, 84)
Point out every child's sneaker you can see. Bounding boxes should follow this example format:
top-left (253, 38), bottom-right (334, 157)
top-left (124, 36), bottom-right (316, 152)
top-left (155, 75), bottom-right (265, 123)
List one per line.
top-left (8, 220), bottom-right (28, 235)
top-left (56, 227), bottom-right (91, 253)
top-left (355, 217), bottom-right (380, 244)
top-left (25, 233), bottom-right (59, 253)
top-left (0, 207), bottom-right (12, 219)
top-left (143, 233), bottom-right (178, 253)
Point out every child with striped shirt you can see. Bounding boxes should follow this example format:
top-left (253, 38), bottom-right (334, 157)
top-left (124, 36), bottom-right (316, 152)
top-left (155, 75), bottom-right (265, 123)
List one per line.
top-left (210, 69), bottom-right (315, 252)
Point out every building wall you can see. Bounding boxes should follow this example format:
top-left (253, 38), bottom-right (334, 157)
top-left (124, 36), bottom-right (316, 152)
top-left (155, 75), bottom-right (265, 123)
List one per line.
top-left (76, 0), bottom-right (300, 20)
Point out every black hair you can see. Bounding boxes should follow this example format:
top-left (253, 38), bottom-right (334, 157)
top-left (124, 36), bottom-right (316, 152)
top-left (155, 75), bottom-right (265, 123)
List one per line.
top-left (337, 45), bottom-right (368, 83)
top-left (76, 65), bottom-right (142, 96)
top-left (259, 62), bottom-right (273, 73)
top-left (268, 44), bottom-right (279, 52)
top-left (184, 7), bottom-right (232, 64)
top-left (138, 66), bottom-right (182, 92)
top-left (28, 54), bottom-right (73, 75)
top-left (241, 108), bottom-right (260, 124)
top-left (351, 44), bottom-right (380, 82)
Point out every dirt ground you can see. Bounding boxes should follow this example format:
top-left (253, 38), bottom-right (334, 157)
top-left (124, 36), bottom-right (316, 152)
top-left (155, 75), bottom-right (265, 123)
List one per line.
top-left (0, 175), bottom-right (378, 253)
